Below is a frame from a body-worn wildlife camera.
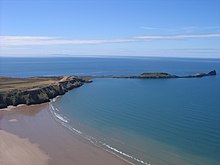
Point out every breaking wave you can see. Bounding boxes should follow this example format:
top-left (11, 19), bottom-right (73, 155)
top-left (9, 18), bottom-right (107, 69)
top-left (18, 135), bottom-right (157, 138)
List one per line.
top-left (49, 102), bottom-right (152, 165)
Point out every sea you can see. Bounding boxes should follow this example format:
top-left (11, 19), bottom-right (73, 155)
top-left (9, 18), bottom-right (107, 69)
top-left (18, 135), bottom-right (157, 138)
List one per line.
top-left (0, 56), bottom-right (220, 165)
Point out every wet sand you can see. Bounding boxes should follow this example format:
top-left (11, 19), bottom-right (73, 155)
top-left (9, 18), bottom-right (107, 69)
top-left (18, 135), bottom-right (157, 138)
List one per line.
top-left (0, 104), bottom-right (129, 165)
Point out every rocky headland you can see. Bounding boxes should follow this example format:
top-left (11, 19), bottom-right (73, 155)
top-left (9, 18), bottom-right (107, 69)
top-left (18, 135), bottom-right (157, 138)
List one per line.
top-left (0, 76), bottom-right (92, 109)
top-left (0, 70), bottom-right (216, 109)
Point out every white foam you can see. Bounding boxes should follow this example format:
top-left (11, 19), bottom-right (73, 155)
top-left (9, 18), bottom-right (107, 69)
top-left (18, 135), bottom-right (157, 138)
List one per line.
top-left (69, 125), bottom-right (82, 134)
top-left (50, 104), bottom-right (55, 111)
top-left (51, 95), bottom-right (60, 103)
top-left (102, 143), bottom-right (151, 165)
top-left (49, 104), bottom-right (67, 122)
top-left (54, 112), bottom-right (68, 123)
top-left (49, 106), bottom-right (81, 134)
top-left (48, 103), bottom-right (151, 165)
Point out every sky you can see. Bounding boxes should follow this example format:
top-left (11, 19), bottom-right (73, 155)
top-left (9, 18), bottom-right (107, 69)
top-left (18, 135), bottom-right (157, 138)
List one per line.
top-left (0, 0), bottom-right (220, 58)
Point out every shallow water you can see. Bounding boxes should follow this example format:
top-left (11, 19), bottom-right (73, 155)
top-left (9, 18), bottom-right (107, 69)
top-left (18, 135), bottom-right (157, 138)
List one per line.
top-left (53, 76), bottom-right (220, 165)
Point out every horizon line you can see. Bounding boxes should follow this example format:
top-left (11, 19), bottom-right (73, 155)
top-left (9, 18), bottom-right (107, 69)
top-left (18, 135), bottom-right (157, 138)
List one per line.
top-left (1, 54), bottom-right (220, 59)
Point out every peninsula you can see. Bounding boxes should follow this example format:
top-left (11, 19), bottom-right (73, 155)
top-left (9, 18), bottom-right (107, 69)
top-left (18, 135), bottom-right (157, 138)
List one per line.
top-left (0, 70), bottom-right (216, 109)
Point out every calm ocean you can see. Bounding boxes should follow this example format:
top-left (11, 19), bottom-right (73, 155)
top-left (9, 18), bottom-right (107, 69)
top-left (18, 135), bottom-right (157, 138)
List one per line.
top-left (1, 57), bottom-right (220, 165)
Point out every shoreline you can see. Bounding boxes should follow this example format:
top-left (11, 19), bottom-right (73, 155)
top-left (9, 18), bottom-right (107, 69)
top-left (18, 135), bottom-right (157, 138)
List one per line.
top-left (0, 70), bottom-right (217, 165)
top-left (49, 99), bottom-right (148, 165)
top-left (0, 104), bottom-right (130, 165)
top-left (0, 70), bottom-right (216, 109)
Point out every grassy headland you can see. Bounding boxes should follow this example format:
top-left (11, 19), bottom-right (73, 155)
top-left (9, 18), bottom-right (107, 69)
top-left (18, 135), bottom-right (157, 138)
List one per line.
top-left (0, 76), bottom-right (91, 109)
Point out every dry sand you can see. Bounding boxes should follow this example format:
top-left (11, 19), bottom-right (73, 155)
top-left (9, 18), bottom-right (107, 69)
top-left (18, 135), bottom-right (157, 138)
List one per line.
top-left (0, 130), bottom-right (49, 165)
top-left (0, 104), bottom-right (129, 165)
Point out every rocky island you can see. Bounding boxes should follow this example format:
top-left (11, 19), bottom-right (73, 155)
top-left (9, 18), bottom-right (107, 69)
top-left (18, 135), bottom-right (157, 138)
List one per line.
top-left (0, 70), bottom-right (216, 109)
top-left (93, 70), bottom-right (217, 79)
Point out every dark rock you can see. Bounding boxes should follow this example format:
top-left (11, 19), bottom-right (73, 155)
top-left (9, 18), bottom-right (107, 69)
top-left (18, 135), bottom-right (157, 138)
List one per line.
top-left (208, 70), bottom-right (216, 76)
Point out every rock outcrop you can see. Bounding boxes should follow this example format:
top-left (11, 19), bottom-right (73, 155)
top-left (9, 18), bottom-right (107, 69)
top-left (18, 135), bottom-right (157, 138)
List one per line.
top-left (178, 70), bottom-right (217, 78)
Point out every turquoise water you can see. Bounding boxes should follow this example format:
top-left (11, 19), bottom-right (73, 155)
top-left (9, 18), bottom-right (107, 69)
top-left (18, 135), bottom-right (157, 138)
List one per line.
top-left (1, 57), bottom-right (220, 165)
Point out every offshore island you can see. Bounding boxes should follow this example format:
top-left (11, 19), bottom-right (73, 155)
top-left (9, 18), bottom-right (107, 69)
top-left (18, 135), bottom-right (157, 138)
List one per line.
top-left (0, 70), bottom-right (216, 109)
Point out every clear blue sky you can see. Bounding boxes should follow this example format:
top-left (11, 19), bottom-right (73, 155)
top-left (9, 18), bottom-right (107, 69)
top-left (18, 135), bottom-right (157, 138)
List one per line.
top-left (0, 0), bottom-right (220, 58)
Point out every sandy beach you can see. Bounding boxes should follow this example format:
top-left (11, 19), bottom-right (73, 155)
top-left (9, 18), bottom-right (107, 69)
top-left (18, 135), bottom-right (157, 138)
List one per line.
top-left (0, 104), bottom-right (129, 165)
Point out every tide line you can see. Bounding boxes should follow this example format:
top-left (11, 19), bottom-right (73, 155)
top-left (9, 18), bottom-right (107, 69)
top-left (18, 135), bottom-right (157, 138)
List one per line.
top-left (49, 103), bottom-right (153, 165)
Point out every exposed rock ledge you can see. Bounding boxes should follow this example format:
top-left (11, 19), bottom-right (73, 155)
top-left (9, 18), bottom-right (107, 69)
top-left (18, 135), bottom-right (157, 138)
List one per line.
top-left (0, 76), bottom-right (92, 109)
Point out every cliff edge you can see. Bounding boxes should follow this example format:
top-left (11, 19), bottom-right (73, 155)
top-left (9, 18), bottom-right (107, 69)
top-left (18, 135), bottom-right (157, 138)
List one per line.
top-left (0, 76), bottom-right (91, 109)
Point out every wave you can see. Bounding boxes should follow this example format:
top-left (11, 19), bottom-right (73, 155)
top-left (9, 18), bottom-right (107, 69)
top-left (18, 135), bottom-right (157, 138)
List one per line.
top-left (50, 96), bottom-right (60, 103)
top-left (49, 103), bottom-right (152, 165)
top-left (49, 104), bottom-right (82, 134)
top-left (101, 142), bottom-right (151, 165)
top-left (50, 104), bottom-right (68, 123)
top-left (54, 112), bottom-right (68, 123)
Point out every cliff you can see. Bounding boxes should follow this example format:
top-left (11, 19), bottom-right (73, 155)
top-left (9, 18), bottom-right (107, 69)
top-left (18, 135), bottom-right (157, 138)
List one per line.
top-left (0, 76), bottom-right (91, 109)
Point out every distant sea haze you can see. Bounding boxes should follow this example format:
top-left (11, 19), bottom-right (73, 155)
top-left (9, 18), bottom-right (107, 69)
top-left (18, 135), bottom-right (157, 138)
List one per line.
top-left (1, 57), bottom-right (220, 165)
